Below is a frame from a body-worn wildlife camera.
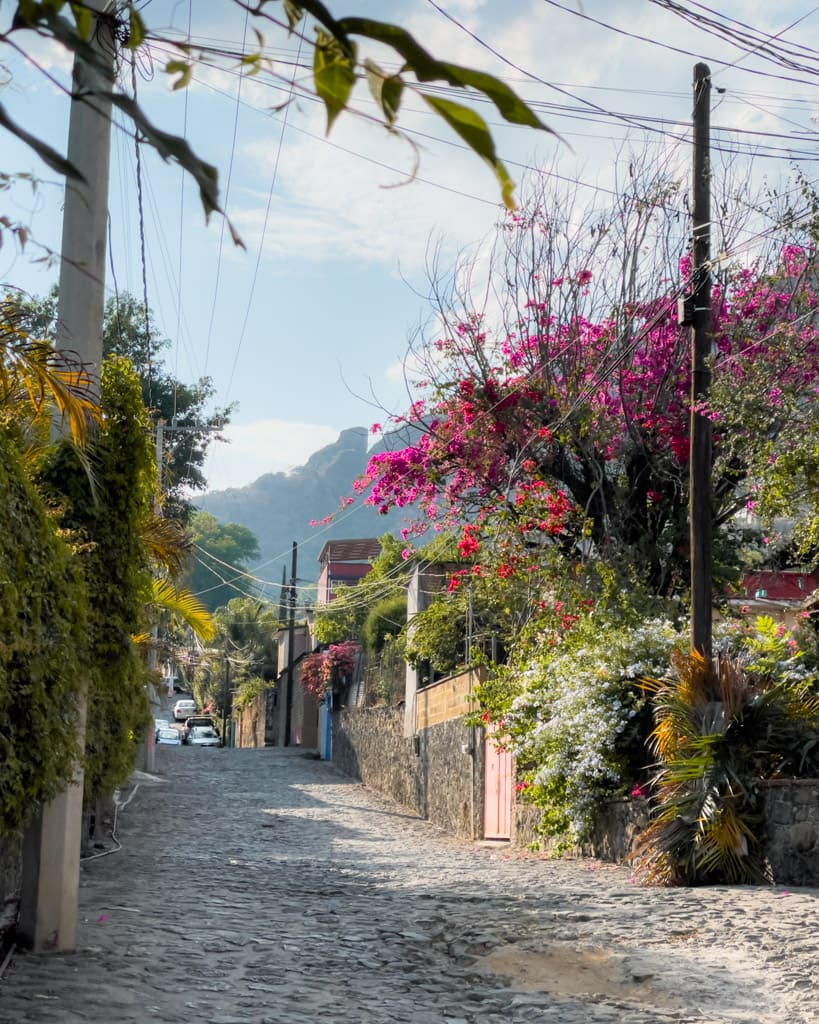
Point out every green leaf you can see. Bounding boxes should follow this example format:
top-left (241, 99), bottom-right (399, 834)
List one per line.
top-left (13, 1), bottom-right (41, 26)
top-left (165, 60), bottom-right (192, 91)
top-left (241, 53), bottom-right (262, 77)
top-left (364, 59), bottom-right (403, 127)
top-left (105, 92), bottom-right (240, 242)
top-left (283, 1), bottom-right (304, 31)
top-left (127, 8), bottom-right (145, 50)
top-left (338, 18), bottom-right (556, 135)
top-left (69, 3), bottom-right (92, 40)
top-left (313, 30), bottom-right (356, 134)
top-left (422, 94), bottom-right (515, 209)
top-left (291, 0), bottom-right (353, 56)
top-left (0, 102), bottom-right (84, 181)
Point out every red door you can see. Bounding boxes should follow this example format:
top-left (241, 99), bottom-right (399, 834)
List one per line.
top-left (483, 732), bottom-right (512, 839)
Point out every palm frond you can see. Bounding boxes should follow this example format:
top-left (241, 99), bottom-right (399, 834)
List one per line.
top-left (142, 512), bottom-right (191, 577)
top-left (151, 577), bottom-right (215, 642)
top-left (634, 647), bottom-right (819, 885)
top-left (0, 301), bottom-right (99, 444)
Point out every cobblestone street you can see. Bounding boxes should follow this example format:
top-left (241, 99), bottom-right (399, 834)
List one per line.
top-left (1, 747), bottom-right (817, 1024)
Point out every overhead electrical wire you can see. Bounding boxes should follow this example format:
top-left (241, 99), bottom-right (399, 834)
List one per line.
top-left (222, 30), bottom-right (306, 406)
top-left (203, 6), bottom-right (250, 383)
top-left (173, 0), bottom-right (193, 421)
top-left (147, 34), bottom-right (819, 171)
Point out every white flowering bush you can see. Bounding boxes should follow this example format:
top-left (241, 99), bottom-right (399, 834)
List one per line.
top-left (506, 614), bottom-right (687, 847)
top-left (501, 611), bottom-right (819, 851)
top-left (714, 614), bottom-right (819, 687)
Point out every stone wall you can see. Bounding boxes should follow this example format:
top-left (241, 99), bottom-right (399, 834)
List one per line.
top-left (0, 832), bottom-right (21, 959)
top-left (513, 783), bottom-right (819, 886)
top-left (760, 780), bottom-right (819, 886)
top-left (512, 798), bottom-right (650, 861)
top-left (333, 706), bottom-right (484, 839)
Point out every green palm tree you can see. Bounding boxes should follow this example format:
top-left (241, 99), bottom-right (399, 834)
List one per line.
top-left (633, 649), bottom-right (819, 885)
top-left (0, 298), bottom-right (98, 448)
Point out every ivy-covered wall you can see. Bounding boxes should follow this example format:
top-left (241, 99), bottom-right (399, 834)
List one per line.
top-left (0, 434), bottom-right (89, 950)
top-left (0, 434), bottom-right (87, 834)
top-left (38, 357), bottom-right (154, 802)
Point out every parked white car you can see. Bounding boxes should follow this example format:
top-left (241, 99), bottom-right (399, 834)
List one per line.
top-left (187, 726), bottom-right (221, 748)
top-left (173, 699), bottom-right (197, 722)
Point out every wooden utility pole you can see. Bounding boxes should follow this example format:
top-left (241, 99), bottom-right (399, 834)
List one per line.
top-left (690, 62), bottom-right (713, 660)
top-left (284, 541), bottom-right (297, 746)
top-left (19, 1), bottom-right (115, 953)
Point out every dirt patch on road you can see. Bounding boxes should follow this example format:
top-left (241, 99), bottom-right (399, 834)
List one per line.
top-left (478, 942), bottom-right (681, 1007)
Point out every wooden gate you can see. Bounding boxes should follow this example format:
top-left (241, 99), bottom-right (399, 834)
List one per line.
top-left (483, 731), bottom-right (512, 839)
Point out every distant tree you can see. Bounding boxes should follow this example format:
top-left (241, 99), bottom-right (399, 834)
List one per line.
top-left (362, 593), bottom-right (408, 657)
top-left (103, 293), bottom-right (234, 520)
top-left (188, 511), bottom-right (260, 612)
top-left (192, 597), bottom-right (279, 717)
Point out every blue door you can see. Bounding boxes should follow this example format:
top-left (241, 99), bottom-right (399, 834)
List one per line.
top-left (319, 691), bottom-right (333, 760)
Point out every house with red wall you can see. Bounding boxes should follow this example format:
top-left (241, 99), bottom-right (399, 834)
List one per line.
top-left (316, 538), bottom-right (382, 604)
top-left (727, 569), bottom-right (818, 626)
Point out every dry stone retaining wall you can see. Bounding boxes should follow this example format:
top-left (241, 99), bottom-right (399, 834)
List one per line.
top-left (514, 783), bottom-right (819, 886)
top-left (760, 780), bottom-right (819, 886)
top-left (332, 706), bottom-right (483, 839)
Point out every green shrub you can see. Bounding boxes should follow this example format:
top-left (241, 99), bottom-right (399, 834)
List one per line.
top-left (0, 434), bottom-right (88, 834)
top-left (38, 357), bottom-right (154, 802)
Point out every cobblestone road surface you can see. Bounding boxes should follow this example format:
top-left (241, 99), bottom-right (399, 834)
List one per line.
top-left (2, 747), bottom-right (817, 1024)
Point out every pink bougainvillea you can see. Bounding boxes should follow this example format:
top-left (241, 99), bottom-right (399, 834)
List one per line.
top-left (300, 641), bottom-right (360, 699)
top-left (351, 242), bottom-right (819, 597)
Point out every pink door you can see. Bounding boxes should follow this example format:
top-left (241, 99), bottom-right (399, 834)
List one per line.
top-left (483, 732), bottom-right (512, 839)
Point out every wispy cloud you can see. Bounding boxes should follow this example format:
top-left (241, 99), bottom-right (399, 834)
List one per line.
top-left (203, 417), bottom-right (340, 490)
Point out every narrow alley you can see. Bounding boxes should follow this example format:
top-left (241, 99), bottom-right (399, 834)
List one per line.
top-left (1, 747), bottom-right (816, 1024)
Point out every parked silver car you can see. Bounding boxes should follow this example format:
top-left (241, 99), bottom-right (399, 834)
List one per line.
top-left (187, 726), bottom-right (221, 748)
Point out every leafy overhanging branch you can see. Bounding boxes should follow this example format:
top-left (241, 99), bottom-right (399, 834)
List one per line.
top-left (7, 1), bottom-right (557, 224)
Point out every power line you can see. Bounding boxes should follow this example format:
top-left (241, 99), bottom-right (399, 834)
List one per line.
top-left (223, 30), bottom-right (305, 406)
top-left (203, 6), bottom-right (250, 383)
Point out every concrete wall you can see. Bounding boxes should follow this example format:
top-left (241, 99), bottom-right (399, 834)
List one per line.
top-left (333, 705), bottom-right (484, 839)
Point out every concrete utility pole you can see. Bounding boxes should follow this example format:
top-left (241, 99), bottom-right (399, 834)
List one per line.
top-left (19, 2), bottom-right (115, 953)
top-left (689, 62), bottom-right (713, 660)
top-left (284, 541), bottom-right (297, 746)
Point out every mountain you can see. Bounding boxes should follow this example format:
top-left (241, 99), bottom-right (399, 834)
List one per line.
top-left (196, 427), bottom-right (408, 585)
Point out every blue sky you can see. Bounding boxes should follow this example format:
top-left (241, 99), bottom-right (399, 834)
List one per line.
top-left (2, 1), bottom-right (819, 489)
